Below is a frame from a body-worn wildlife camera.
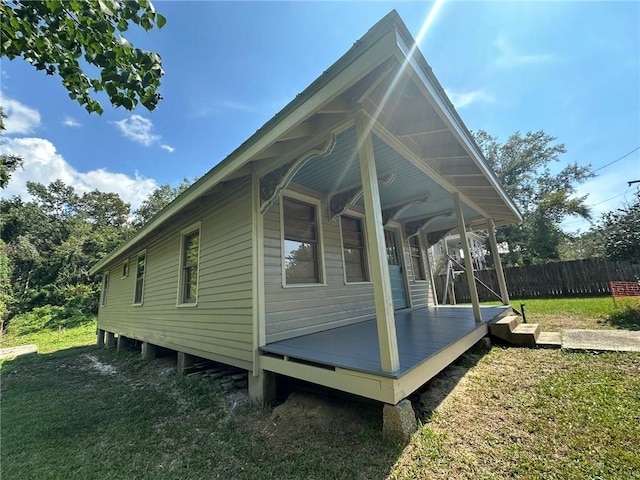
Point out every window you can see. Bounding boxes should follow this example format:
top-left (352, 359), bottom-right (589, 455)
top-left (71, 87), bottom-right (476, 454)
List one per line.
top-left (341, 215), bottom-right (368, 283)
top-left (179, 228), bottom-right (200, 304)
top-left (133, 252), bottom-right (146, 305)
top-left (121, 260), bottom-right (129, 279)
top-left (409, 236), bottom-right (426, 281)
top-left (101, 271), bottom-right (110, 306)
top-left (283, 196), bottom-right (321, 284)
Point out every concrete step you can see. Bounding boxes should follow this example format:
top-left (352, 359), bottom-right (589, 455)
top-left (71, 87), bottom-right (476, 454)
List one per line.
top-left (537, 331), bottom-right (562, 349)
top-left (0, 344), bottom-right (38, 359)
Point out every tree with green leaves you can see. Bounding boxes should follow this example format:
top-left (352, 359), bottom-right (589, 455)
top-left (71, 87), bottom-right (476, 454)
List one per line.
top-left (132, 178), bottom-right (191, 228)
top-left (474, 130), bottom-right (594, 265)
top-left (1, 0), bottom-right (166, 114)
top-left (600, 191), bottom-right (640, 263)
top-left (0, 180), bottom-right (133, 321)
top-left (558, 229), bottom-right (604, 261)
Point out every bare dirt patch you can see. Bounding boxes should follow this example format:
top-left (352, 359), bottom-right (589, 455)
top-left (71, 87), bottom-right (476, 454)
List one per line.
top-left (534, 313), bottom-right (610, 332)
top-left (264, 391), bottom-right (377, 437)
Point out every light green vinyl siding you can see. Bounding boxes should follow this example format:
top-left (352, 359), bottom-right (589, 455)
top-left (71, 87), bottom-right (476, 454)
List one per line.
top-left (97, 178), bottom-right (254, 370)
top-left (264, 197), bottom-right (375, 342)
top-left (263, 189), bottom-right (435, 343)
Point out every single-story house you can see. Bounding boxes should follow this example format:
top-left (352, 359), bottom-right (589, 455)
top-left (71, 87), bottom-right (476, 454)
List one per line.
top-left (90, 10), bottom-right (520, 409)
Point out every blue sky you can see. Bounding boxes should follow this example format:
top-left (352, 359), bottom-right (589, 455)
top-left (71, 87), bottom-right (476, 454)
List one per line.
top-left (1, 1), bottom-right (638, 233)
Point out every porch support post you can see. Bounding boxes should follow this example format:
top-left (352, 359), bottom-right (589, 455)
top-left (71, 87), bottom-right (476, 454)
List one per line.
top-left (486, 218), bottom-right (510, 305)
top-left (356, 112), bottom-right (400, 373)
top-left (453, 193), bottom-right (482, 322)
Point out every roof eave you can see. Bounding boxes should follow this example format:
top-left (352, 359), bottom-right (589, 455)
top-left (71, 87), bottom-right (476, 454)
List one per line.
top-left (391, 20), bottom-right (522, 225)
top-left (90, 12), bottom-right (403, 275)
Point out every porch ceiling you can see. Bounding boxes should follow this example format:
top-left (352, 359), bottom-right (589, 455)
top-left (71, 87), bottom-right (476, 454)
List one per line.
top-left (293, 127), bottom-right (483, 234)
top-left (249, 36), bottom-right (520, 230)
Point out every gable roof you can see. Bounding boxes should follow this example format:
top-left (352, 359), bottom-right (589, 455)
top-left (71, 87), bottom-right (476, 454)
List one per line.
top-left (91, 10), bottom-right (520, 275)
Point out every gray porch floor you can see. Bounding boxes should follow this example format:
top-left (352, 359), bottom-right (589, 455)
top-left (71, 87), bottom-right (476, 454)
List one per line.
top-left (261, 305), bottom-right (510, 378)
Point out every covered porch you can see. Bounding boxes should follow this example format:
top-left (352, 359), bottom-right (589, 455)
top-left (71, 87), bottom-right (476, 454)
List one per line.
top-left (260, 305), bottom-right (511, 404)
top-left (246, 12), bottom-right (522, 405)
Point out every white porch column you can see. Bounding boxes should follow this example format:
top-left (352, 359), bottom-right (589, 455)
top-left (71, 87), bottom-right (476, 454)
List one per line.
top-left (453, 193), bottom-right (482, 322)
top-left (486, 218), bottom-right (510, 305)
top-left (356, 113), bottom-right (400, 373)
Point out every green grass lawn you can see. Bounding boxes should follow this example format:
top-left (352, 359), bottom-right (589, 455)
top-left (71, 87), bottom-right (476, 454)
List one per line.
top-left (481, 296), bottom-right (640, 331)
top-left (1, 299), bottom-right (639, 479)
top-left (0, 319), bottom-right (97, 353)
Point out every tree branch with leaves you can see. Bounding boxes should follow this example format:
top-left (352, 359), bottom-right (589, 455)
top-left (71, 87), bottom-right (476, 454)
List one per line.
top-left (1, 0), bottom-right (166, 114)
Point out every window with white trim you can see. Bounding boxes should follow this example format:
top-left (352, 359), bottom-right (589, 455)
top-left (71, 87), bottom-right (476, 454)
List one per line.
top-left (179, 227), bottom-right (200, 304)
top-left (133, 252), bottom-right (146, 305)
top-left (340, 215), bottom-right (369, 283)
top-left (282, 196), bottom-right (321, 284)
top-left (409, 236), bottom-right (426, 281)
top-left (101, 271), bottom-right (110, 306)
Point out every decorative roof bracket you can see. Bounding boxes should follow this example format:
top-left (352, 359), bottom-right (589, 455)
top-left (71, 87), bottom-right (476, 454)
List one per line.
top-left (404, 210), bottom-right (453, 238)
top-left (329, 172), bottom-right (396, 222)
top-left (426, 229), bottom-right (453, 247)
top-left (381, 195), bottom-right (431, 226)
top-left (259, 133), bottom-right (337, 214)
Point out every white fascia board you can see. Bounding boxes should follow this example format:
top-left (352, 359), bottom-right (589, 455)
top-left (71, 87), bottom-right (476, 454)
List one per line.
top-left (393, 32), bottom-right (522, 224)
top-left (90, 29), bottom-right (399, 275)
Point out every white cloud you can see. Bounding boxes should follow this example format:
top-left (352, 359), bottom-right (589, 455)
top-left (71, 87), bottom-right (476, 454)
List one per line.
top-left (0, 96), bottom-right (41, 135)
top-left (0, 137), bottom-right (158, 210)
top-left (445, 89), bottom-right (494, 110)
top-left (493, 34), bottom-right (553, 68)
top-left (62, 115), bottom-right (81, 128)
top-left (160, 144), bottom-right (175, 153)
top-left (112, 115), bottom-right (160, 146)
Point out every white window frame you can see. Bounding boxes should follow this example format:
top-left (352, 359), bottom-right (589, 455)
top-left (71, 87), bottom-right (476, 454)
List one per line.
top-left (177, 222), bottom-right (201, 307)
top-left (133, 250), bottom-right (147, 306)
top-left (280, 190), bottom-right (326, 288)
top-left (101, 270), bottom-right (110, 306)
top-left (121, 259), bottom-right (129, 279)
top-left (339, 211), bottom-right (371, 285)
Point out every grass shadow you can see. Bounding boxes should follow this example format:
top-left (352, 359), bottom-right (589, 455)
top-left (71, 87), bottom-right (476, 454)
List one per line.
top-left (411, 340), bottom-right (490, 423)
top-left (0, 343), bottom-right (97, 368)
top-left (602, 303), bottom-right (640, 331)
top-left (1, 343), bottom-right (408, 480)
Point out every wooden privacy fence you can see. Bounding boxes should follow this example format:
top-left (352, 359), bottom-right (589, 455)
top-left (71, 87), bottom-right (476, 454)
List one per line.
top-left (435, 259), bottom-right (640, 302)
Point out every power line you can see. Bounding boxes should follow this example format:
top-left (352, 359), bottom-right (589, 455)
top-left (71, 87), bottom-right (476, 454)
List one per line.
top-left (562, 185), bottom-right (632, 226)
top-left (590, 191), bottom-right (628, 207)
top-left (593, 146), bottom-right (640, 173)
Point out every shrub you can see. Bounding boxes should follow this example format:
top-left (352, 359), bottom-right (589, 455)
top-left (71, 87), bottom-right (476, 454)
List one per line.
top-left (7, 305), bottom-right (94, 336)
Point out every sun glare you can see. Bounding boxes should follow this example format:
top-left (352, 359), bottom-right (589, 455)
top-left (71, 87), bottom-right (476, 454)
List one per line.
top-left (358, 0), bottom-right (446, 143)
